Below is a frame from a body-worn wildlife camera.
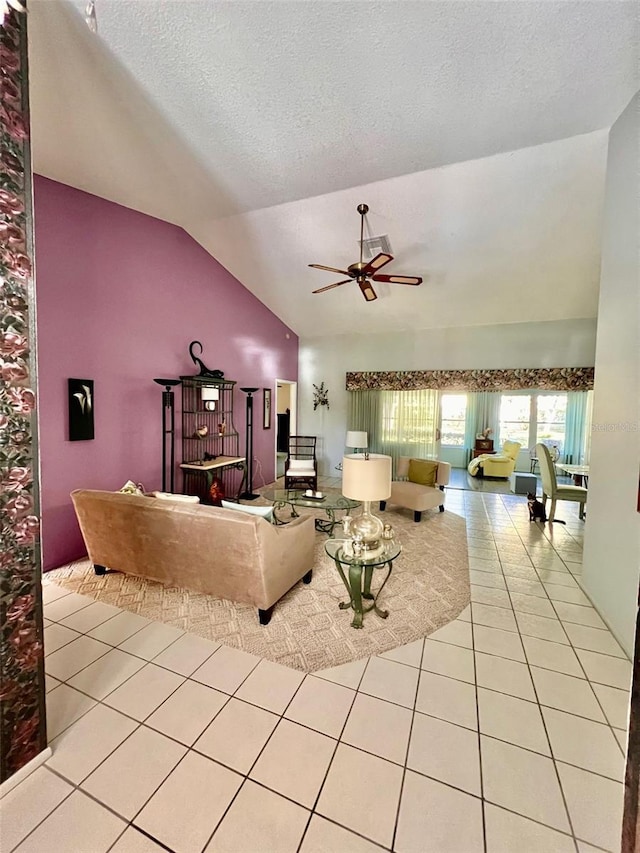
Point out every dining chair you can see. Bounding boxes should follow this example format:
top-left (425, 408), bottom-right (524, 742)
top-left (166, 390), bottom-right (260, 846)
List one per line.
top-left (284, 436), bottom-right (318, 491)
top-left (536, 443), bottom-right (587, 522)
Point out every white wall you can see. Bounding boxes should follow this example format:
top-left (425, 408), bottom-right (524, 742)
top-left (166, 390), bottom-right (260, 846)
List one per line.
top-left (298, 317), bottom-right (597, 475)
top-left (582, 94), bottom-right (640, 657)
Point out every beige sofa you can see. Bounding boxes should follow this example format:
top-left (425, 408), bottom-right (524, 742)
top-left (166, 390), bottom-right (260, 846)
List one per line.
top-left (379, 457), bottom-right (451, 522)
top-left (71, 489), bottom-right (316, 624)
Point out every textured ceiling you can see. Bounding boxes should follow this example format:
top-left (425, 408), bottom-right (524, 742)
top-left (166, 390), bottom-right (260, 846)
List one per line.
top-left (28, 1), bottom-right (638, 335)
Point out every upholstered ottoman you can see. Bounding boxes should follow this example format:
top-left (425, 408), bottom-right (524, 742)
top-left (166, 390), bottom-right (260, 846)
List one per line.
top-left (510, 472), bottom-right (538, 495)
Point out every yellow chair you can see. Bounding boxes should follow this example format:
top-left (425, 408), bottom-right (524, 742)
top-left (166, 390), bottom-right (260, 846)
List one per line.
top-left (468, 440), bottom-right (521, 478)
top-left (536, 443), bottom-right (587, 522)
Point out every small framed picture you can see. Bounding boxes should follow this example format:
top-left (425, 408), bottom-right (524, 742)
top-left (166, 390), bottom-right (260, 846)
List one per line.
top-left (68, 378), bottom-right (94, 441)
top-left (263, 388), bottom-right (271, 429)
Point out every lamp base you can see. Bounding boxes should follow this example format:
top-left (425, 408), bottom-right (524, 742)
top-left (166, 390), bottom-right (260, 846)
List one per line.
top-left (239, 491), bottom-right (260, 501)
top-left (344, 500), bottom-right (385, 558)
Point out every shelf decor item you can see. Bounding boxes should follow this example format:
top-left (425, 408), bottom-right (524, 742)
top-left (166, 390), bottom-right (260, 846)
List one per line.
top-left (201, 385), bottom-right (219, 411)
top-left (153, 378), bottom-right (180, 493)
top-left (188, 340), bottom-right (224, 379)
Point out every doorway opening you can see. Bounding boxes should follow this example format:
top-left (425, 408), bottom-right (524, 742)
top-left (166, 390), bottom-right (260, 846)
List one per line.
top-left (275, 380), bottom-right (297, 479)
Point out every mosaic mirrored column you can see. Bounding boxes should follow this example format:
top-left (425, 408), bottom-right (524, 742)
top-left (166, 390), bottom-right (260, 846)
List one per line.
top-left (0, 5), bottom-right (47, 783)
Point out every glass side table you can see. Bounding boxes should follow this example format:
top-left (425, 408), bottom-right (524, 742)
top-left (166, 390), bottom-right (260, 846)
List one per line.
top-left (263, 489), bottom-right (360, 535)
top-left (325, 538), bottom-right (401, 629)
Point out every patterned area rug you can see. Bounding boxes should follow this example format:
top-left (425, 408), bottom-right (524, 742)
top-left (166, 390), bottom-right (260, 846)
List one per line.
top-left (46, 506), bottom-right (469, 673)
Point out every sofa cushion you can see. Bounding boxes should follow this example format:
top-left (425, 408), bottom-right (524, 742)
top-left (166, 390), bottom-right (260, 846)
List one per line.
top-left (286, 460), bottom-right (315, 474)
top-left (389, 480), bottom-right (444, 512)
top-left (152, 491), bottom-right (200, 504)
top-left (220, 499), bottom-right (273, 522)
top-left (408, 459), bottom-right (438, 487)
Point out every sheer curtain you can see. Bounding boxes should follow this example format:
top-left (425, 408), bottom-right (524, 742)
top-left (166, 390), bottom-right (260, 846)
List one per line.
top-left (348, 389), bottom-right (439, 472)
top-left (464, 392), bottom-right (501, 452)
top-left (564, 391), bottom-right (589, 464)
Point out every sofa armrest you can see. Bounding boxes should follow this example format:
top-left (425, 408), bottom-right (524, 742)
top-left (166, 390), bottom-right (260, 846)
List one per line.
top-left (259, 515), bottom-right (316, 607)
top-left (436, 461), bottom-right (451, 486)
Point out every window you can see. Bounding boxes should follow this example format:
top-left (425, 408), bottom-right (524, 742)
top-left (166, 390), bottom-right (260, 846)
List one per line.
top-left (380, 389), bottom-right (438, 456)
top-left (499, 395), bottom-right (532, 448)
top-left (536, 395), bottom-right (567, 455)
top-left (498, 393), bottom-right (568, 453)
top-left (440, 394), bottom-right (467, 446)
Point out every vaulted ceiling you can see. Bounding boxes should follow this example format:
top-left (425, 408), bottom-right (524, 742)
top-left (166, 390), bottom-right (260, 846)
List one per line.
top-left (28, 0), bottom-right (638, 337)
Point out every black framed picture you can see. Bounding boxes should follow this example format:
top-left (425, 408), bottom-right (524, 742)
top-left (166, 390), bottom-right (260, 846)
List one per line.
top-left (68, 378), bottom-right (94, 441)
top-left (263, 388), bottom-right (271, 429)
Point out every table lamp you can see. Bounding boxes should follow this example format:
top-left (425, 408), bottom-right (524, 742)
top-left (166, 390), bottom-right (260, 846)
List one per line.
top-left (201, 385), bottom-right (219, 411)
top-left (346, 431), bottom-right (368, 457)
top-left (342, 453), bottom-right (392, 558)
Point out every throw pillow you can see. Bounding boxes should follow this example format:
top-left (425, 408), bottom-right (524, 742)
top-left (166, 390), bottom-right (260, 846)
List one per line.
top-left (220, 499), bottom-right (274, 522)
top-left (119, 480), bottom-right (145, 496)
top-left (407, 459), bottom-right (438, 487)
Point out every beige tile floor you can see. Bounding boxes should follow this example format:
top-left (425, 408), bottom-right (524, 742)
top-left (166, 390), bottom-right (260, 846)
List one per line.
top-left (1, 485), bottom-right (630, 853)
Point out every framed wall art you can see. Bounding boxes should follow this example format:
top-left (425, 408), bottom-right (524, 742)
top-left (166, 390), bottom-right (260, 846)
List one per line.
top-left (68, 378), bottom-right (94, 441)
top-left (263, 388), bottom-right (271, 429)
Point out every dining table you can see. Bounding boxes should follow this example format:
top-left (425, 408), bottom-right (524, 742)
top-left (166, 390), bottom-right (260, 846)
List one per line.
top-left (556, 463), bottom-right (590, 487)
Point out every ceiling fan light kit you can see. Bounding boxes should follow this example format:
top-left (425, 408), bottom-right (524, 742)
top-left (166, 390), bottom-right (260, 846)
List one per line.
top-left (309, 203), bottom-right (423, 302)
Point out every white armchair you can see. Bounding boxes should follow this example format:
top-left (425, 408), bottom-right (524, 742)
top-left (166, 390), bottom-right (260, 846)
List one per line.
top-left (380, 457), bottom-right (451, 522)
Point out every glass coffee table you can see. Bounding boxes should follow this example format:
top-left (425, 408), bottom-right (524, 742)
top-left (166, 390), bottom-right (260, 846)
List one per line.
top-left (262, 489), bottom-right (360, 535)
top-left (325, 538), bottom-right (402, 629)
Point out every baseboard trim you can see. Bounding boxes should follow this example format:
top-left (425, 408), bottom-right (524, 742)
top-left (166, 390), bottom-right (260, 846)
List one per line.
top-left (0, 748), bottom-right (52, 799)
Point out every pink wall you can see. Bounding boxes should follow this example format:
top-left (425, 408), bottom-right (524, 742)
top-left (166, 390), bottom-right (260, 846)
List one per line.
top-left (34, 176), bottom-right (298, 571)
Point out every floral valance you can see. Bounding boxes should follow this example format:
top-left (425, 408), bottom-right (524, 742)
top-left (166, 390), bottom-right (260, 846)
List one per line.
top-left (345, 367), bottom-right (595, 393)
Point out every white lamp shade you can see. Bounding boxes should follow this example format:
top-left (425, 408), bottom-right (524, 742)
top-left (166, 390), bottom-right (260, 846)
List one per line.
top-left (342, 453), bottom-right (391, 501)
top-left (346, 431), bottom-right (368, 449)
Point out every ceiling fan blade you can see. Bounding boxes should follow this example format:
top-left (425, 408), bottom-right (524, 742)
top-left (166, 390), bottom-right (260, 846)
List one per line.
top-left (309, 263), bottom-right (352, 276)
top-left (372, 274), bottom-right (423, 285)
top-left (360, 252), bottom-right (393, 277)
top-left (312, 279), bottom-right (352, 294)
top-left (358, 280), bottom-right (377, 302)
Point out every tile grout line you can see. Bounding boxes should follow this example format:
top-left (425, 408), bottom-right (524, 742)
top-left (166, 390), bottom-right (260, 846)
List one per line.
top-left (389, 634), bottom-right (426, 853)
top-left (468, 584), bottom-right (489, 853)
top-left (511, 500), bottom-right (632, 758)
top-left (293, 657), bottom-right (369, 852)
top-left (496, 495), bottom-right (597, 850)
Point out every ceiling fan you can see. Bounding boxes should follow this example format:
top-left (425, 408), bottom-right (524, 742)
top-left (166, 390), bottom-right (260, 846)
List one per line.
top-left (309, 203), bottom-right (422, 302)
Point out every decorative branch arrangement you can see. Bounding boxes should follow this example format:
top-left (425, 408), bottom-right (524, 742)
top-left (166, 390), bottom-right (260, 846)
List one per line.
top-left (313, 382), bottom-right (329, 411)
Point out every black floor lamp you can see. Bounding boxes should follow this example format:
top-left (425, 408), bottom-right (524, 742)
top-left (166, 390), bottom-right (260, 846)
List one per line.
top-left (240, 387), bottom-right (259, 500)
top-left (153, 378), bottom-right (180, 493)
